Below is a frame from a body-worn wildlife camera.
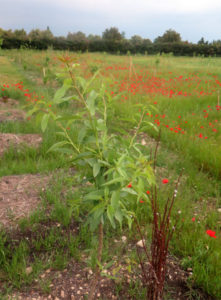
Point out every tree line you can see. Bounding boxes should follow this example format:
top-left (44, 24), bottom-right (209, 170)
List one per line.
top-left (1, 26), bottom-right (221, 57)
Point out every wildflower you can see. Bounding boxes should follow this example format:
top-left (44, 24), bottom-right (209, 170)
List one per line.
top-left (139, 200), bottom-right (144, 203)
top-left (192, 217), bottom-right (196, 222)
top-left (146, 190), bottom-right (150, 195)
top-left (162, 179), bottom-right (169, 184)
top-left (206, 230), bottom-right (217, 238)
top-left (127, 183), bottom-right (132, 188)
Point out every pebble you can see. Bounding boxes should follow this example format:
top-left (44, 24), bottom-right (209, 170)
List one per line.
top-left (61, 290), bottom-right (65, 298)
top-left (136, 239), bottom-right (145, 247)
top-left (141, 138), bottom-right (146, 145)
top-left (121, 236), bottom-right (127, 243)
top-left (25, 266), bottom-right (33, 275)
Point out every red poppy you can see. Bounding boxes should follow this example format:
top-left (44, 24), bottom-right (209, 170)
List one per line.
top-left (162, 179), bottom-right (169, 184)
top-left (127, 183), bottom-right (132, 188)
top-left (146, 190), bottom-right (150, 194)
top-left (206, 230), bottom-right (217, 238)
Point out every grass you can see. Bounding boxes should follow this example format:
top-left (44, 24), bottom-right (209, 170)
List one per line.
top-left (0, 49), bottom-right (220, 299)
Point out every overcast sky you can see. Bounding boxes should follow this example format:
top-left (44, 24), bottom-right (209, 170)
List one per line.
top-left (1, 0), bottom-right (221, 43)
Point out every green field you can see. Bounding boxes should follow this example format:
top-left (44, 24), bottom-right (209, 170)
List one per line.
top-left (0, 49), bottom-right (220, 299)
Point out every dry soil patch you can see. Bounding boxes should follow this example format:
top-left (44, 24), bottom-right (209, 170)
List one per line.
top-left (0, 173), bottom-right (49, 228)
top-left (0, 97), bottom-right (20, 108)
top-left (0, 109), bottom-right (26, 122)
top-left (0, 133), bottom-right (42, 156)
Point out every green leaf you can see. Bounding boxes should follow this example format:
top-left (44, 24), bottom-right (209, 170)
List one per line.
top-left (86, 90), bottom-right (98, 116)
top-left (126, 215), bottom-right (133, 229)
top-left (47, 141), bottom-right (70, 153)
top-left (84, 190), bottom-right (103, 201)
top-left (53, 84), bottom-right (69, 103)
top-left (85, 69), bottom-right (100, 91)
top-left (107, 205), bottom-right (116, 228)
top-left (98, 159), bottom-right (111, 167)
top-left (41, 114), bottom-right (50, 132)
top-left (77, 77), bottom-right (87, 91)
top-left (114, 208), bottom-right (123, 225)
top-left (111, 191), bottom-right (120, 209)
top-left (102, 177), bottom-right (124, 186)
top-left (54, 148), bottom-right (73, 154)
top-left (78, 127), bottom-right (87, 144)
top-left (26, 107), bottom-right (39, 117)
top-left (88, 204), bottom-right (105, 231)
top-left (121, 187), bottom-right (137, 195)
top-left (72, 152), bottom-right (93, 161)
top-left (54, 95), bottom-right (73, 104)
top-left (93, 163), bottom-right (101, 178)
top-left (55, 114), bottom-right (81, 122)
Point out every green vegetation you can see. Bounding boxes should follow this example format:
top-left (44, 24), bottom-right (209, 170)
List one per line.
top-left (0, 50), bottom-right (220, 299)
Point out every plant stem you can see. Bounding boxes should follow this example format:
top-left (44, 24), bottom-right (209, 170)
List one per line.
top-left (129, 110), bottom-right (145, 148)
top-left (88, 222), bottom-right (103, 300)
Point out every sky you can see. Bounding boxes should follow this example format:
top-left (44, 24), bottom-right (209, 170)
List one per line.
top-left (0, 0), bottom-right (221, 43)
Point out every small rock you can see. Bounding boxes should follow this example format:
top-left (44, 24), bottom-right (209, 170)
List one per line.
top-left (71, 295), bottom-right (75, 300)
top-left (61, 290), bottom-right (65, 298)
top-left (54, 298), bottom-right (60, 300)
top-left (25, 266), bottom-right (33, 275)
top-left (121, 236), bottom-right (127, 243)
top-left (136, 239), bottom-right (145, 247)
top-left (218, 208), bottom-right (221, 213)
top-left (141, 138), bottom-right (146, 145)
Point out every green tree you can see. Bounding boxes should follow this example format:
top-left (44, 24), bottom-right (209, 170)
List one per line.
top-left (14, 29), bottom-right (27, 40)
top-left (154, 29), bottom-right (181, 43)
top-left (67, 31), bottom-right (87, 42)
top-left (28, 29), bottom-right (42, 41)
top-left (130, 35), bottom-right (143, 47)
top-left (102, 27), bottom-right (124, 42)
top-left (198, 37), bottom-right (208, 45)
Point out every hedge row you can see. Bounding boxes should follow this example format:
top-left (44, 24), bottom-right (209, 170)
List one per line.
top-left (2, 37), bottom-right (221, 57)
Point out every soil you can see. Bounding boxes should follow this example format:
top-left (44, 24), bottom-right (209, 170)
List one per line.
top-left (0, 133), bottom-right (42, 156)
top-left (0, 109), bottom-right (26, 122)
top-left (0, 174), bottom-right (49, 228)
top-left (7, 245), bottom-right (211, 300)
top-left (0, 97), bottom-right (20, 108)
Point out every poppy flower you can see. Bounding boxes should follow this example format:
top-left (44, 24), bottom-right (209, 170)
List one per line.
top-left (146, 190), bottom-right (150, 195)
top-left (127, 183), bottom-right (132, 188)
top-left (206, 230), bottom-right (217, 238)
top-left (162, 179), bottom-right (169, 184)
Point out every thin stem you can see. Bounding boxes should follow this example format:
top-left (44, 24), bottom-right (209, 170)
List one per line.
top-left (129, 110), bottom-right (145, 148)
top-left (88, 223), bottom-right (103, 300)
